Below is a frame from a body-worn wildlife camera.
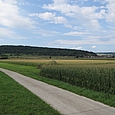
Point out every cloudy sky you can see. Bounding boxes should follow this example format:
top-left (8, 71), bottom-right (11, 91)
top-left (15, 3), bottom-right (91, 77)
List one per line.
top-left (0, 0), bottom-right (115, 52)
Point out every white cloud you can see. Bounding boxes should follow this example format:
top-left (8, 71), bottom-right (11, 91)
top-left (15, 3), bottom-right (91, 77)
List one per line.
top-left (34, 29), bottom-right (59, 37)
top-left (0, 27), bottom-right (28, 40)
top-left (35, 12), bottom-right (55, 21)
top-left (81, 7), bottom-right (106, 20)
top-left (105, 0), bottom-right (115, 23)
top-left (0, 27), bottom-right (15, 37)
top-left (43, 0), bottom-right (104, 31)
top-left (0, 0), bottom-right (34, 29)
top-left (43, 2), bottom-right (80, 17)
top-left (56, 37), bottom-right (115, 45)
top-left (15, 36), bottom-right (28, 39)
top-left (76, 47), bottom-right (82, 50)
top-left (92, 46), bottom-right (96, 48)
top-left (30, 12), bottom-right (71, 28)
top-left (64, 31), bottom-right (89, 36)
top-left (43, 1), bottom-right (102, 20)
top-left (70, 47), bottom-right (82, 50)
top-left (56, 39), bottom-right (94, 45)
top-left (53, 0), bottom-right (67, 5)
top-left (83, 19), bottom-right (101, 30)
top-left (93, 0), bottom-right (106, 4)
top-left (54, 16), bottom-right (67, 24)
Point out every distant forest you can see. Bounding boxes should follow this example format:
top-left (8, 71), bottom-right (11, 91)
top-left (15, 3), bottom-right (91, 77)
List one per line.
top-left (0, 45), bottom-right (96, 58)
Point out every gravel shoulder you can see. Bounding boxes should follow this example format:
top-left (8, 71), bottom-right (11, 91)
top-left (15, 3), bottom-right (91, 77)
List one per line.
top-left (0, 68), bottom-right (115, 115)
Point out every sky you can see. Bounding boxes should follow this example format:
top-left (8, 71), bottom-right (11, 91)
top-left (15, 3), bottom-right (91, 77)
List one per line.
top-left (0, 0), bottom-right (115, 52)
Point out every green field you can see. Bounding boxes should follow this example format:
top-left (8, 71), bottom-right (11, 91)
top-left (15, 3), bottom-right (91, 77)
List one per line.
top-left (0, 59), bottom-right (115, 108)
top-left (0, 71), bottom-right (61, 115)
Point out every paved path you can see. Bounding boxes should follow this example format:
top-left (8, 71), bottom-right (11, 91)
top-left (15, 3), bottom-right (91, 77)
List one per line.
top-left (0, 68), bottom-right (115, 115)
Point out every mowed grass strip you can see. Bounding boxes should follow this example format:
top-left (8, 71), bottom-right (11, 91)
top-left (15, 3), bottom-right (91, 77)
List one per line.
top-left (0, 71), bottom-right (61, 115)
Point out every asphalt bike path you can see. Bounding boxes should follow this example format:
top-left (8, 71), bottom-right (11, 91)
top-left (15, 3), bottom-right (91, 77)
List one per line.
top-left (0, 68), bottom-right (115, 115)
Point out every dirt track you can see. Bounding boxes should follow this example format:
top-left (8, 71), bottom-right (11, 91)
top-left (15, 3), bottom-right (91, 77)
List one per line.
top-left (0, 68), bottom-right (115, 115)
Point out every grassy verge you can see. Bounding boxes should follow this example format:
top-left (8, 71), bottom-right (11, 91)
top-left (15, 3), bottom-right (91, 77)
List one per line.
top-left (0, 71), bottom-right (61, 115)
top-left (0, 62), bottom-right (115, 108)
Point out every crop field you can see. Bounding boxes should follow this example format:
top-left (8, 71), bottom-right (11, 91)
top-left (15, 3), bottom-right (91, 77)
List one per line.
top-left (40, 59), bottom-right (115, 94)
top-left (0, 58), bottom-right (115, 107)
top-left (41, 64), bottom-right (115, 94)
top-left (1, 58), bottom-right (115, 66)
top-left (1, 59), bottom-right (115, 94)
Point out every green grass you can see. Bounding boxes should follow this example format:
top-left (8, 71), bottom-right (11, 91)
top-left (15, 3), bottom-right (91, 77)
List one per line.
top-left (0, 71), bottom-right (61, 115)
top-left (0, 62), bottom-right (115, 108)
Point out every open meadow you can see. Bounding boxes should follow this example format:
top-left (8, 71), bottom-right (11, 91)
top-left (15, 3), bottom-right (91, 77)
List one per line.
top-left (0, 58), bottom-right (115, 108)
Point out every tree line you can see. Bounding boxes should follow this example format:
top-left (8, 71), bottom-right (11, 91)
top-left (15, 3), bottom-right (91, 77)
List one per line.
top-left (0, 45), bottom-right (97, 58)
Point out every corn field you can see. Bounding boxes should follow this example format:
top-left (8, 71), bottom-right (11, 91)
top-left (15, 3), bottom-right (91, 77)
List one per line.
top-left (40, 64), bottom-right (115, 94)
top-left (1, 59), bottom-right (115, 94)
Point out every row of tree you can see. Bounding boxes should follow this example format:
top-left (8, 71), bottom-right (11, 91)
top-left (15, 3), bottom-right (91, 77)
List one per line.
top-left (0, 45), bottom-right (97, 58)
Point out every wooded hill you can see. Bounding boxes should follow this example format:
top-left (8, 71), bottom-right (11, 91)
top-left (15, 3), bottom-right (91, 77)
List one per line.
top-left (0, 45), bottom-right (96, 58)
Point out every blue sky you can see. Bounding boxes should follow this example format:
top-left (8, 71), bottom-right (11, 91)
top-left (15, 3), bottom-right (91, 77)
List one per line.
top-left (0, 0), bottom-right (115, 52)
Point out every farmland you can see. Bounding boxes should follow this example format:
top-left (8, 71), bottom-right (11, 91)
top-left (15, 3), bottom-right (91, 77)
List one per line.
top-left (0, 59), bottom-right (115, 107)
top-left (41, 63), bottom-right (115, 94)
top-left (1, 58), bottom-right (115, 67)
